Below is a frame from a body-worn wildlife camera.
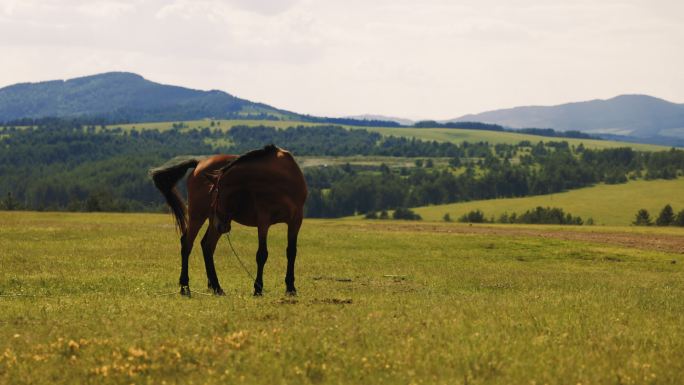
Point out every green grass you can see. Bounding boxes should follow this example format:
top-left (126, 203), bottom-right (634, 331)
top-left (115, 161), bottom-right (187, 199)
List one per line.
top-left (2, 212), bottom-right (684, 384)
top-left (410, 178), bottom-right (684, 225)
top-left (109, 119), bottom-right (322, 132)
top-left (106, 119), bottom-right (669, 151)
top-left (297, 156), bottom-right (449, 169)
top-left (365, 126), bottom-right (667, 151)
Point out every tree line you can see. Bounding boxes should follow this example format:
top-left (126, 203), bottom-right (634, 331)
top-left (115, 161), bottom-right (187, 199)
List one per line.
top-left (455, 207), bottom-right (586, 225)
top-left (304, 144), bottom-right (684, 217)
top-left (633, 205), bottom-right (684, 226)
top-left (1, 119), bottom-right (683, 217)
top-left (412, 121), bottom-right (597, 140)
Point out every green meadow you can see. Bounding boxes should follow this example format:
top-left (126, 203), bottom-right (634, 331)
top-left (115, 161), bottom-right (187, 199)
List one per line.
top-left (2, 211), bottom-right (683, 384)
top-left (109, 119), bottom-right (669, 151)
top-left (410, 178), bottom-right (684, 225)
top-left (110, 119), bottom-right (321, 132)
top-left (366, 126), bottom-right (667, 151)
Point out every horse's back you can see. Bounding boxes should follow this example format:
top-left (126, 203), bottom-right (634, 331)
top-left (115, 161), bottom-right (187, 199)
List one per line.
top-left (223, 148), bottom-right (307, 205)
top-left (192, 154), bottom-right (238, 178)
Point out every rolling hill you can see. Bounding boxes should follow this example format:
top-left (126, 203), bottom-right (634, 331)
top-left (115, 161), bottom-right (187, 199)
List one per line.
top-left (452, 94), bottom-right (684, 143)
top-left (408, 178), bottom-right (684, 226)
top-left (0, 72), bottom-right (297, 123)
top-left (344, 114), bottom-right (415, 126)
top-left (3, 72), bottom-right (682, 148)
top-left (363, 125), bottom-right (667, 151)
top-left (108, 119), bottom-right (668, 151)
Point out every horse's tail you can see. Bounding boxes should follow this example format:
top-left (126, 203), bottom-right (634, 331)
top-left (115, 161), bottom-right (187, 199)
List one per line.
top-left (149, 157), bottom-right (200, 234)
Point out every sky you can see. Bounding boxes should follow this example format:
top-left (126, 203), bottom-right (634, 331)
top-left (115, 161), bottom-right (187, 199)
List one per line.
top-left (1, 0), bottom-right (683, 120)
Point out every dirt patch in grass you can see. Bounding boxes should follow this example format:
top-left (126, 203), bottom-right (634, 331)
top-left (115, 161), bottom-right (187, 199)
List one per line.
top-left (312, 298), bottom-right (353, 305)
top-left (361, 222), bottom-right (684, 255)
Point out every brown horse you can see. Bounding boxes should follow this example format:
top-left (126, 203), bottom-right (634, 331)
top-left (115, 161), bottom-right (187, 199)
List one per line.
top-left (150, 145), bottom-right (307, 297)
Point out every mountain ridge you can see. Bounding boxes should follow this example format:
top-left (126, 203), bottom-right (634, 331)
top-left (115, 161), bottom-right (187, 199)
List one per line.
top-left (3, 72), bottom-right (684, 145)
top-left (0, 72), bottom-right (298, 123)
top-left (451, 94), bottom-right (684, 139)
top-left (344, 114), bottom-right (415, 126)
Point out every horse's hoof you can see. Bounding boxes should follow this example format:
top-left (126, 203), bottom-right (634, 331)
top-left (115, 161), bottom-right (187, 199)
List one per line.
top-left (253, 282), bottom-right (263, 296)
top-left (213, 288), bottom-right (226, 296)
top-left (180, 285), bottom-right (191, 297)
top-left (286, 289), bottom-right (297, 296)
top-left (208, 281), bottom-right (225, 296)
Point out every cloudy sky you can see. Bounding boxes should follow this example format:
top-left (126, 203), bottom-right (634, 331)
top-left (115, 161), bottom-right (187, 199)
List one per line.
top-left (1, 0), bottom-right (683, 119)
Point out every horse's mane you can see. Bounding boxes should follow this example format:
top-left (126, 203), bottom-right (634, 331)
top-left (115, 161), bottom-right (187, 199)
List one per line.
top-left (219, 144), bottom-right (279, 174)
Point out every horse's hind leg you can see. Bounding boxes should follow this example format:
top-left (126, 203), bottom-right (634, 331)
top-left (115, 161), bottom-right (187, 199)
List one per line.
top-left (200, 226), bottom-right (224, 296)
top-left (179, 218), bottom-right (204, 297)
top-left (285, 216), bottom-right (302, 296)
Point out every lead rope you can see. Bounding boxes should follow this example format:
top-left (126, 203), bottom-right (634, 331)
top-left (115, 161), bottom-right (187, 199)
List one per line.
top-left (212, 179), bottom-right (262, 293)
top-left (225, 232), bottom-right (263, 293)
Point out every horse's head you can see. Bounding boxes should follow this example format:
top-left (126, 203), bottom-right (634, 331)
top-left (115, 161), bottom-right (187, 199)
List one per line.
top-left (205, 171), bottom-right (231, 234)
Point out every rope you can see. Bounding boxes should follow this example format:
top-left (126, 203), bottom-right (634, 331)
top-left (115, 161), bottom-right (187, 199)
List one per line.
top-left (2, 235), bottom-right (258, 299)
top-left (0, 293), bottom-right (41, 298)
top-left (225, 232), bottom-right (263, 293)
top-left (0, 291), bottom-right (105, 299)
top-left (155, 291), bottom-right (212, 297)
top-left (0, 290), bottom-right (214, 298)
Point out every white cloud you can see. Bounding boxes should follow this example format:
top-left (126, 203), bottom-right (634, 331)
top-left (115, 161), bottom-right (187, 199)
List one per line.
top-left (76, 1), bottom-right (135, 18)
top-left (0, 0), bottom-right (683, 119)
top-left (224, 0), bottom-right (300, 15)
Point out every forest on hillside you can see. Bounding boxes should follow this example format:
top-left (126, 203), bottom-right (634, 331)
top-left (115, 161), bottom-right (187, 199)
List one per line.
top-left (1, 119), bottom-right (683, 217)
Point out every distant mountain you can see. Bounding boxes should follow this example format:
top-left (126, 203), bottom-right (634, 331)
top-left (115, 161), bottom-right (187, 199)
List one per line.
top-left (4, 73), bottom-right (684, 147)
top-left (451, 95), bottom-right (684, 139)
top-left (345, 114), bottom-right (414, 126)
top-left (0, 72), bottom-right (298, 123)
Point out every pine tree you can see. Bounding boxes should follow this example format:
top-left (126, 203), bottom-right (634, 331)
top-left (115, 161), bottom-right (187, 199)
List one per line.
top-left (1, 192), bottom-right (19, 210)
top-left (656, 204), bottom-right (675, 226)
top-left (633, 209), bottom-right (652, 226)
top-left (673, 209), bottom-right (684, 227)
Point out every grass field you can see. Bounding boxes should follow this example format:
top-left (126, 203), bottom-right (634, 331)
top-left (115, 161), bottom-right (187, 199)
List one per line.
top-left (110, 119), bottom-right (321, 132)
top-left (409, 178), bottom-right (684, 226)
top-left (297, 155), bottom-right (451, 169)
top-left (365, 126), bottom-right (667, 151)
top-left (2, 211), bottom-right (684, 384)
top-left (108, 119), bottom-right (668, 151)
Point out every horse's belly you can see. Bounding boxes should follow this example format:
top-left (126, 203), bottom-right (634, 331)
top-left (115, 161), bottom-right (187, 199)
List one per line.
top-left (228, 190), bottom-right (293, 227)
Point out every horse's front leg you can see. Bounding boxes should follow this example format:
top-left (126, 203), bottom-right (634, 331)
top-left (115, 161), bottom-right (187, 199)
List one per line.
top-left (253, 222), bottom-right (269, 296)
top-left (285, 216), bottom-right (302, 296)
